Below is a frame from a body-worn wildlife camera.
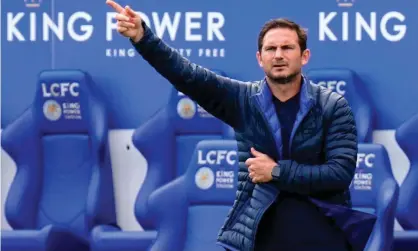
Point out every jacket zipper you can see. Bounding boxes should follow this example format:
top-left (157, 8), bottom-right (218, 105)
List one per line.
top-left (253, 97), bottom-right (280, 160)
top-left (248, 97), bottom-right (280, 251)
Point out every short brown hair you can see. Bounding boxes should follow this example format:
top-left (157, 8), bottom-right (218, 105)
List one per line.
top-left (258, 18), bottom-right (307, 53)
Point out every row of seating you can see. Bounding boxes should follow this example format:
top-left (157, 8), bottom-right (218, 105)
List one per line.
top-left (1, 69), bottom-right (418, 251)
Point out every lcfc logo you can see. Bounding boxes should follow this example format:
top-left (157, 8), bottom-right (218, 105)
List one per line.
top-left (337, 0), bottom-right (354, 7)
top-left (195, 167), bottom-right (215, 190)
top-left (24, 0), bottom-right (41, 8)
top-left (177, 97), bottom-right (196, 119)
top-left (43, 100), bottom-right (62, 121)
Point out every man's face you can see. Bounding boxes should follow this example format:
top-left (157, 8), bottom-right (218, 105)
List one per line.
top-left (256, 27), bottom-right (310, 84)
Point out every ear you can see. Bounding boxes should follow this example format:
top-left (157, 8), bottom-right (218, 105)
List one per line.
top-left (256, 51), bottom-right (263, 68)
top-left (301, 48), bottom-right (311, 66)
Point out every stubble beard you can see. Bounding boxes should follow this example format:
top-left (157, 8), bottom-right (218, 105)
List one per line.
top-left (267, 69), bottom-right (300, 85)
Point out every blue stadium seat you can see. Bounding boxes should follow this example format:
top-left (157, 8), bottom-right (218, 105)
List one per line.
top-left (90, 70), bottom-right (235, 251)
top-left (0, 70), bottom-right (117, 251)
top-left (306, 68), bottom-right (374, 143)
top-left (394, 113), bottom-right (418, 250)
top-left (146, 139), bottom-right (238, 251)
top-left (350, 144), bottom-right (399, 251)
top-left (131, 70), bottom-right (235, 230)
top-left (395, 113), bottom-right (418, 229)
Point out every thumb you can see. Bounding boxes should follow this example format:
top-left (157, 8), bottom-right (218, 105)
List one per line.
top-left (125, 5), bottom-right (137, 18)
top-left (251, 147), bottom-right (263, 157)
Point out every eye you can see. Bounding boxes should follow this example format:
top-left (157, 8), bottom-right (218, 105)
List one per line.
top-left (282, 45), bottom-right (294, 50)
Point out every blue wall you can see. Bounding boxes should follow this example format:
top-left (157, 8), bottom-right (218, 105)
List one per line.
top-left (2, 0), bottom-right (417, 130)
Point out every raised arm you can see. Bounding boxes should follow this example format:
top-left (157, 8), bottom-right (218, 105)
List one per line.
top-left (106, 1), bottom-right (247, 128)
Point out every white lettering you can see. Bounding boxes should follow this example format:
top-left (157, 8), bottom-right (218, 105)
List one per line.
top-left (7, 12), bottom-right (94, 42)
top-left (354, 172), bottom-right (373, 180)
top-left (9, 11), bottom-right (225, 43)
top-left (7, 13), bottom-right (25, 41)
top-left (43, 12), bottom-right (64, 41)
top-left (107, 11), bottom-right (225, 42)
top-left (319, 11), bottom-right (406, 42)
top-left (177, 48), bottom-right (192, 57)
top-left (64, 114), bottom-right (82, 120)
top-left (319, 12), bottom-right (337, 41)
top-left (198, 48), bottom-right (225, 57)
top-left (216, 170), bottom-right (234, 177)
top-left (357, 153), bottom-right (376, 168)
top-left (198, 150), bottom-right (237, 165)
top-left (311, 80), bottom-right (346, 96)
top-left (342, 12), bottom-right (349, 41)
top-left (106, 12), bottom-right (118, 41)
top-left (106, 48), bottom-right (137, 57)
top-left (381, 11), bottom-right (407, 42)
top-left (63, 102), bottom-right (80, 109)
top-left (42, 82), bottom-right (79, 97)
top-left (207, 12), bottom-right (225, 41)
top-left (185, 12), bottom-right (202, 41)
top-left (153, 12), bottom-right (181, 41)
top-left (67, 12), bottom-right (93, 42)
top-left (30, 13), bottom-right (36, 41)
top-left (63, 109), bottom-right (81, 114)
top-left (216, 170), bottom-right (234, 188)
top-left (356, 12), bottom-right (376, 41)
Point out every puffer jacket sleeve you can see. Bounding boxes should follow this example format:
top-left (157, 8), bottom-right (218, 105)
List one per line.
top-left (274, 95), bottom-right (358, 195)
top-left (130, 21), bottom-right (247, 129)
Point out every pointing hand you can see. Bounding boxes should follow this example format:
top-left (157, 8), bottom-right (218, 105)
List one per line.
top-left (106, 0), bottom-right (144, 43)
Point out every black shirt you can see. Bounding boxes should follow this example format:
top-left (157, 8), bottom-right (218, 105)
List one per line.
top-left (272, 91), bottom-right (300, 159)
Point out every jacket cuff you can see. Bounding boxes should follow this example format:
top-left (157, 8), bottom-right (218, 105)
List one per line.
top-left (274, 160), bottom-right (292, 182)
top-left (130, 21), bottom-right (154, 52)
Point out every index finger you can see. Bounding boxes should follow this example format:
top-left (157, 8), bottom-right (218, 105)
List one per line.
top-left (106, 0), bottom-right (124, 13)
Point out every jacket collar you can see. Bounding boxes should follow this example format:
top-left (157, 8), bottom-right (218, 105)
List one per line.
top-left (252, 74), bottom-right (316, 111)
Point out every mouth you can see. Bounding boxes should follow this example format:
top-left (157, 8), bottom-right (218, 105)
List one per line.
top-left (273, 63), bottom-right (287, 67)
top-left (273, 64), bottom-right (287, 69)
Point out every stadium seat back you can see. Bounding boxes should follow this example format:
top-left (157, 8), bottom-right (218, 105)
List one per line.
top-left (306, 68), bottom-right (373, 142)
top-left (35, 72), bottom-right (95, 235)
top-left (395, 113), bottom-right (418, 229)
top-left (183, 140), bottom-right (237, 251)
top-left (146, 140), bottom-right (238, 251)
top-left (350, 144), bottom-right (394, 214)
top-left (171, 87), bottom-right (227, 175)
top-left (2, 70), bottom-right (114, 237)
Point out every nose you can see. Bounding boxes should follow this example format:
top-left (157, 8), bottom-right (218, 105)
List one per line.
top-left (274, 48), bottom-right (284, 59)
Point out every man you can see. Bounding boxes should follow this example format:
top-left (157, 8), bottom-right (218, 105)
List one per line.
top-left (106, 1), bottom-right (361, 251)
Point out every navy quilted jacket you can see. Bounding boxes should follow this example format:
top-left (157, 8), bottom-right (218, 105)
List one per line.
top-left (132, 22), bottom-right (358, 251)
